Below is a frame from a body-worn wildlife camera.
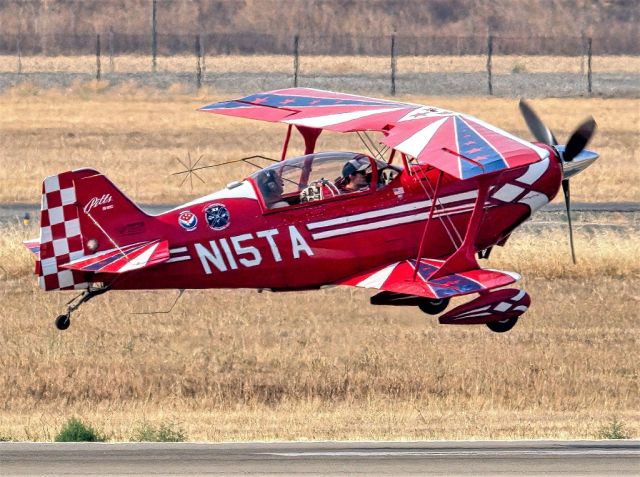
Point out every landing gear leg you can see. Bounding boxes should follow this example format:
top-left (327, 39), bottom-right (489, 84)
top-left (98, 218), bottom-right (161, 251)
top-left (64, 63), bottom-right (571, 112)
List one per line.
top-left (54, 285), bottom-right (110, 331)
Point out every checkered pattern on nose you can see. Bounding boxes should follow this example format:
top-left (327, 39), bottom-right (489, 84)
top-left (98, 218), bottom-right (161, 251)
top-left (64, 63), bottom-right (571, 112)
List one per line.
top-left (38, 172), bottom-right (88, 291)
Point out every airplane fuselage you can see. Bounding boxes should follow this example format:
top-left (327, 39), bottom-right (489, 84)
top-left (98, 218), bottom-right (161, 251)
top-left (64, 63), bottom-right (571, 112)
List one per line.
top-left (108, 147), bottom-right (561, 291)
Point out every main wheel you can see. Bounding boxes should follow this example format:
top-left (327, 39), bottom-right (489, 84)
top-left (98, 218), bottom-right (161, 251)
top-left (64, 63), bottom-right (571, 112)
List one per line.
top-left (486, 317), bottom-right (518, 333)
top-left (418, 297), bottom-right (450, 315)
top-left (55, 314), bottom-right (71, 331)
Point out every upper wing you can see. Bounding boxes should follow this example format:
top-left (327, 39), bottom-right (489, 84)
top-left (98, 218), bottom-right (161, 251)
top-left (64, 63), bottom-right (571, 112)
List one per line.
top-left (338, 258), bottom-right (519, 299)
top-left (199, 87), bottom-right (415, 126)
top-left (199, 88), bottom-right (548, 179)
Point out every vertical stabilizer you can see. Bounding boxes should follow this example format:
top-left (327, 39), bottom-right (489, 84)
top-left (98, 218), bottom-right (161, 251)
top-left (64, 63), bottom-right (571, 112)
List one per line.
top-left (31, 168), bottom-right (155, 290)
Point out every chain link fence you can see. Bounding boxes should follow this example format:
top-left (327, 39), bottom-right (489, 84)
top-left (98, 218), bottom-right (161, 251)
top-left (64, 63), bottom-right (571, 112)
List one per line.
top-left (0, 32), bottom-right (638, 97)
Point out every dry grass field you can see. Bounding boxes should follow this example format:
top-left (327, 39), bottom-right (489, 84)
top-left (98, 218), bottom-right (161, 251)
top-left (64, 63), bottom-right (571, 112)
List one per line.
top-left (0, 88), bottom-right (637, 204)
top-left (0, 222), bottom-right (638, 441)
top-left (0, 87), bottom-right (638, 441)
top-left (1, 54), bottom-right (640, 75)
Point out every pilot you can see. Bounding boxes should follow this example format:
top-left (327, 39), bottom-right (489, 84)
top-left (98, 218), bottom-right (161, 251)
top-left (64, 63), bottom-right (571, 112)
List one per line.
top-left (339, 155), bottom-right (371, 193)
top-left (258, 169), bottom-right (288, 208)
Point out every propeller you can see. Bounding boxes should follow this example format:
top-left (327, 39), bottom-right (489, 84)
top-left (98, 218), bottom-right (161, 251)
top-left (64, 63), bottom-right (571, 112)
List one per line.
top-left (518, 99), bottom-right (597, 264)
top-left (563, 117), bottom-right (597, 162)
top-left (518, 99), bottom-right (558, 146)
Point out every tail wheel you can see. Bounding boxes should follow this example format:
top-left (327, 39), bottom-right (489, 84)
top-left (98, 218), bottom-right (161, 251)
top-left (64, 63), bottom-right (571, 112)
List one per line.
top-left (55, 314), bottom-right (71, 331)
top-left (418, 297), bottom-right (450, 315)
top-left (486, 317), bottom-right (518, 333)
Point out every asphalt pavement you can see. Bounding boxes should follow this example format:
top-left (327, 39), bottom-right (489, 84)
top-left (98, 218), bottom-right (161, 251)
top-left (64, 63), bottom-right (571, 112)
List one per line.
top-left (1, 440), bottom-right (638, 476)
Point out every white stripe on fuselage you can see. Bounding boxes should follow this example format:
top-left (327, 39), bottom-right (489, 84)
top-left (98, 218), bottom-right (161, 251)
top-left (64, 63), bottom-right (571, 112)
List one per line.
top-left (310, 203), bottom-right (489, 240)
top-left (167, 180), bottom-right (257, 213)
top-left (166, 256), bottom-right (192, 263)
top-left (516, 157), bottom-right (550, 185)
top-left (306, 190), bottom-right (477, 230)
top-left (169, 247), bottom-right (188, 254)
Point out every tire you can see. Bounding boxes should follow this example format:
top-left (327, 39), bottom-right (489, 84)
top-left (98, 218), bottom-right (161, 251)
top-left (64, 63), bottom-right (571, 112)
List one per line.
top-left (486, 317), bottom-right (518, 333)
top-left (55, 314), bottom-right (70, 331)
top-left (418, 297), bottom-right (450, 315)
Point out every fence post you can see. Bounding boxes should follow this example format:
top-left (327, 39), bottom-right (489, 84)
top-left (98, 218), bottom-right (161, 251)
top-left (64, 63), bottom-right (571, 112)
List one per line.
top-left (580, 32), bottom-right (585, 76)
top-left (200, 34), bottom-right (206, 76)
top-left (486, 34), bottom-right (493, 95)
top-left (16, 35), bottom-right (21, 74)
top-left (587, 37), bottom-right (592, 95)
top-left (151, 0), bottom-right (157, 73)
top-left (390, 34), bottom-right (396, 96)
top-left (109, 26), bottom-right (114, 73)
top-left (293, 34), bottom-right (299, 87)
top-left (195, 35), bottom-right (202, 89)
top-left (96, 34), bottom-right (101, 81)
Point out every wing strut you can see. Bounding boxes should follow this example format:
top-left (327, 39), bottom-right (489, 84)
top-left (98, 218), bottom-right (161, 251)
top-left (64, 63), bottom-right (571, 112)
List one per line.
top-left (413, 170), bottom-right (443, 281)
top-left (297, 125), bottom-right (322, 187)
top-left (280, 124), bottom-right (293, 161)
top-left (427, 175), bottom-right (492, 280)
top-left (296, 125), bottom-right (322, 154)
top-left (413, 165), bottom-right (463, 253)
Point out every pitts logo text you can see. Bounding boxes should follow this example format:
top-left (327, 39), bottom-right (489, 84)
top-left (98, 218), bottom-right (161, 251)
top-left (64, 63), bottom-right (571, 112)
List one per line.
top-left (83, 194), bottom-right (113, 214)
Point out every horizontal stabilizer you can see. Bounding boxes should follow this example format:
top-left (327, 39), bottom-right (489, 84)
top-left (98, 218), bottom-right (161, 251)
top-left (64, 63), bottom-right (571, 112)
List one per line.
top-left (61, 239), bottom-right (169, 274)
top-left (339, 258), bottom-right (519, 299)
top-left (23, 239), bottom-right (40, 259)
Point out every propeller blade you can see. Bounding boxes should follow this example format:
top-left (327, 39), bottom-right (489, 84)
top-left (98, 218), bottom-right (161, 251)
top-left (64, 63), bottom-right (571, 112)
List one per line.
top-left (563, 117), bottom-right (597, 162)
top-left (518, 99), bottom-right (558, 146)
top-left (562, 179), bottom-right (576, 264)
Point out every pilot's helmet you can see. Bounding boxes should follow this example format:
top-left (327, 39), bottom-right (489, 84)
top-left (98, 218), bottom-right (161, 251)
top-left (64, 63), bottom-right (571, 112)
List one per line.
top-left (342, 155), bottom-right (371, 179)
top-left (258, 169), bottom-right (282, 195)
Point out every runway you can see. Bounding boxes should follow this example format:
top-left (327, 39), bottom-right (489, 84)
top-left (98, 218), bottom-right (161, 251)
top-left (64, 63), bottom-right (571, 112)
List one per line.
top-left (1, 441), bottom-right (638, 475)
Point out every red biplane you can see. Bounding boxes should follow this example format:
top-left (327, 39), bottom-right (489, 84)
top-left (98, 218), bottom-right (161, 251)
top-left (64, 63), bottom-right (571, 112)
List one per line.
top-left (24, 88), bottom-right (598, 332)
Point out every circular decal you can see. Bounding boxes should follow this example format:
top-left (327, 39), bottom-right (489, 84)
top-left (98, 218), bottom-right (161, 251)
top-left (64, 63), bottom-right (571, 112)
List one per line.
top-left (178, 210), bottom-right (198, 231)
top-left (204, 203), bottom-right (230, 231)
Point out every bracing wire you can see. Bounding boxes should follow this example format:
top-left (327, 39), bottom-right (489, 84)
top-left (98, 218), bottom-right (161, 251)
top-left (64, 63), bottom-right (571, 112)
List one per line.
top-left (413, 166), bottom-right (462, 251)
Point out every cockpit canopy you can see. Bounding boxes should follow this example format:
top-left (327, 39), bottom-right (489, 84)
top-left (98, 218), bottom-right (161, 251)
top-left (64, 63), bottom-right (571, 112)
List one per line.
top-left (250, 152), bottom-right (392, 209)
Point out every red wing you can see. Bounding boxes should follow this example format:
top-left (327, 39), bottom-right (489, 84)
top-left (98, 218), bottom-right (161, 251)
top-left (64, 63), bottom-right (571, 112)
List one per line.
top-left (199, 88), bottom-right (414, 130)
top-left (200, 88), bottom-right (548, 179)
top-left (338, 258), bottom-right (519, 299)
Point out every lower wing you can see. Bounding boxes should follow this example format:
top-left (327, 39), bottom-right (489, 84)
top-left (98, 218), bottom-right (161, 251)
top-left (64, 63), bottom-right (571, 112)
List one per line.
top-left (338, 258), bottom-right (519, 299)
